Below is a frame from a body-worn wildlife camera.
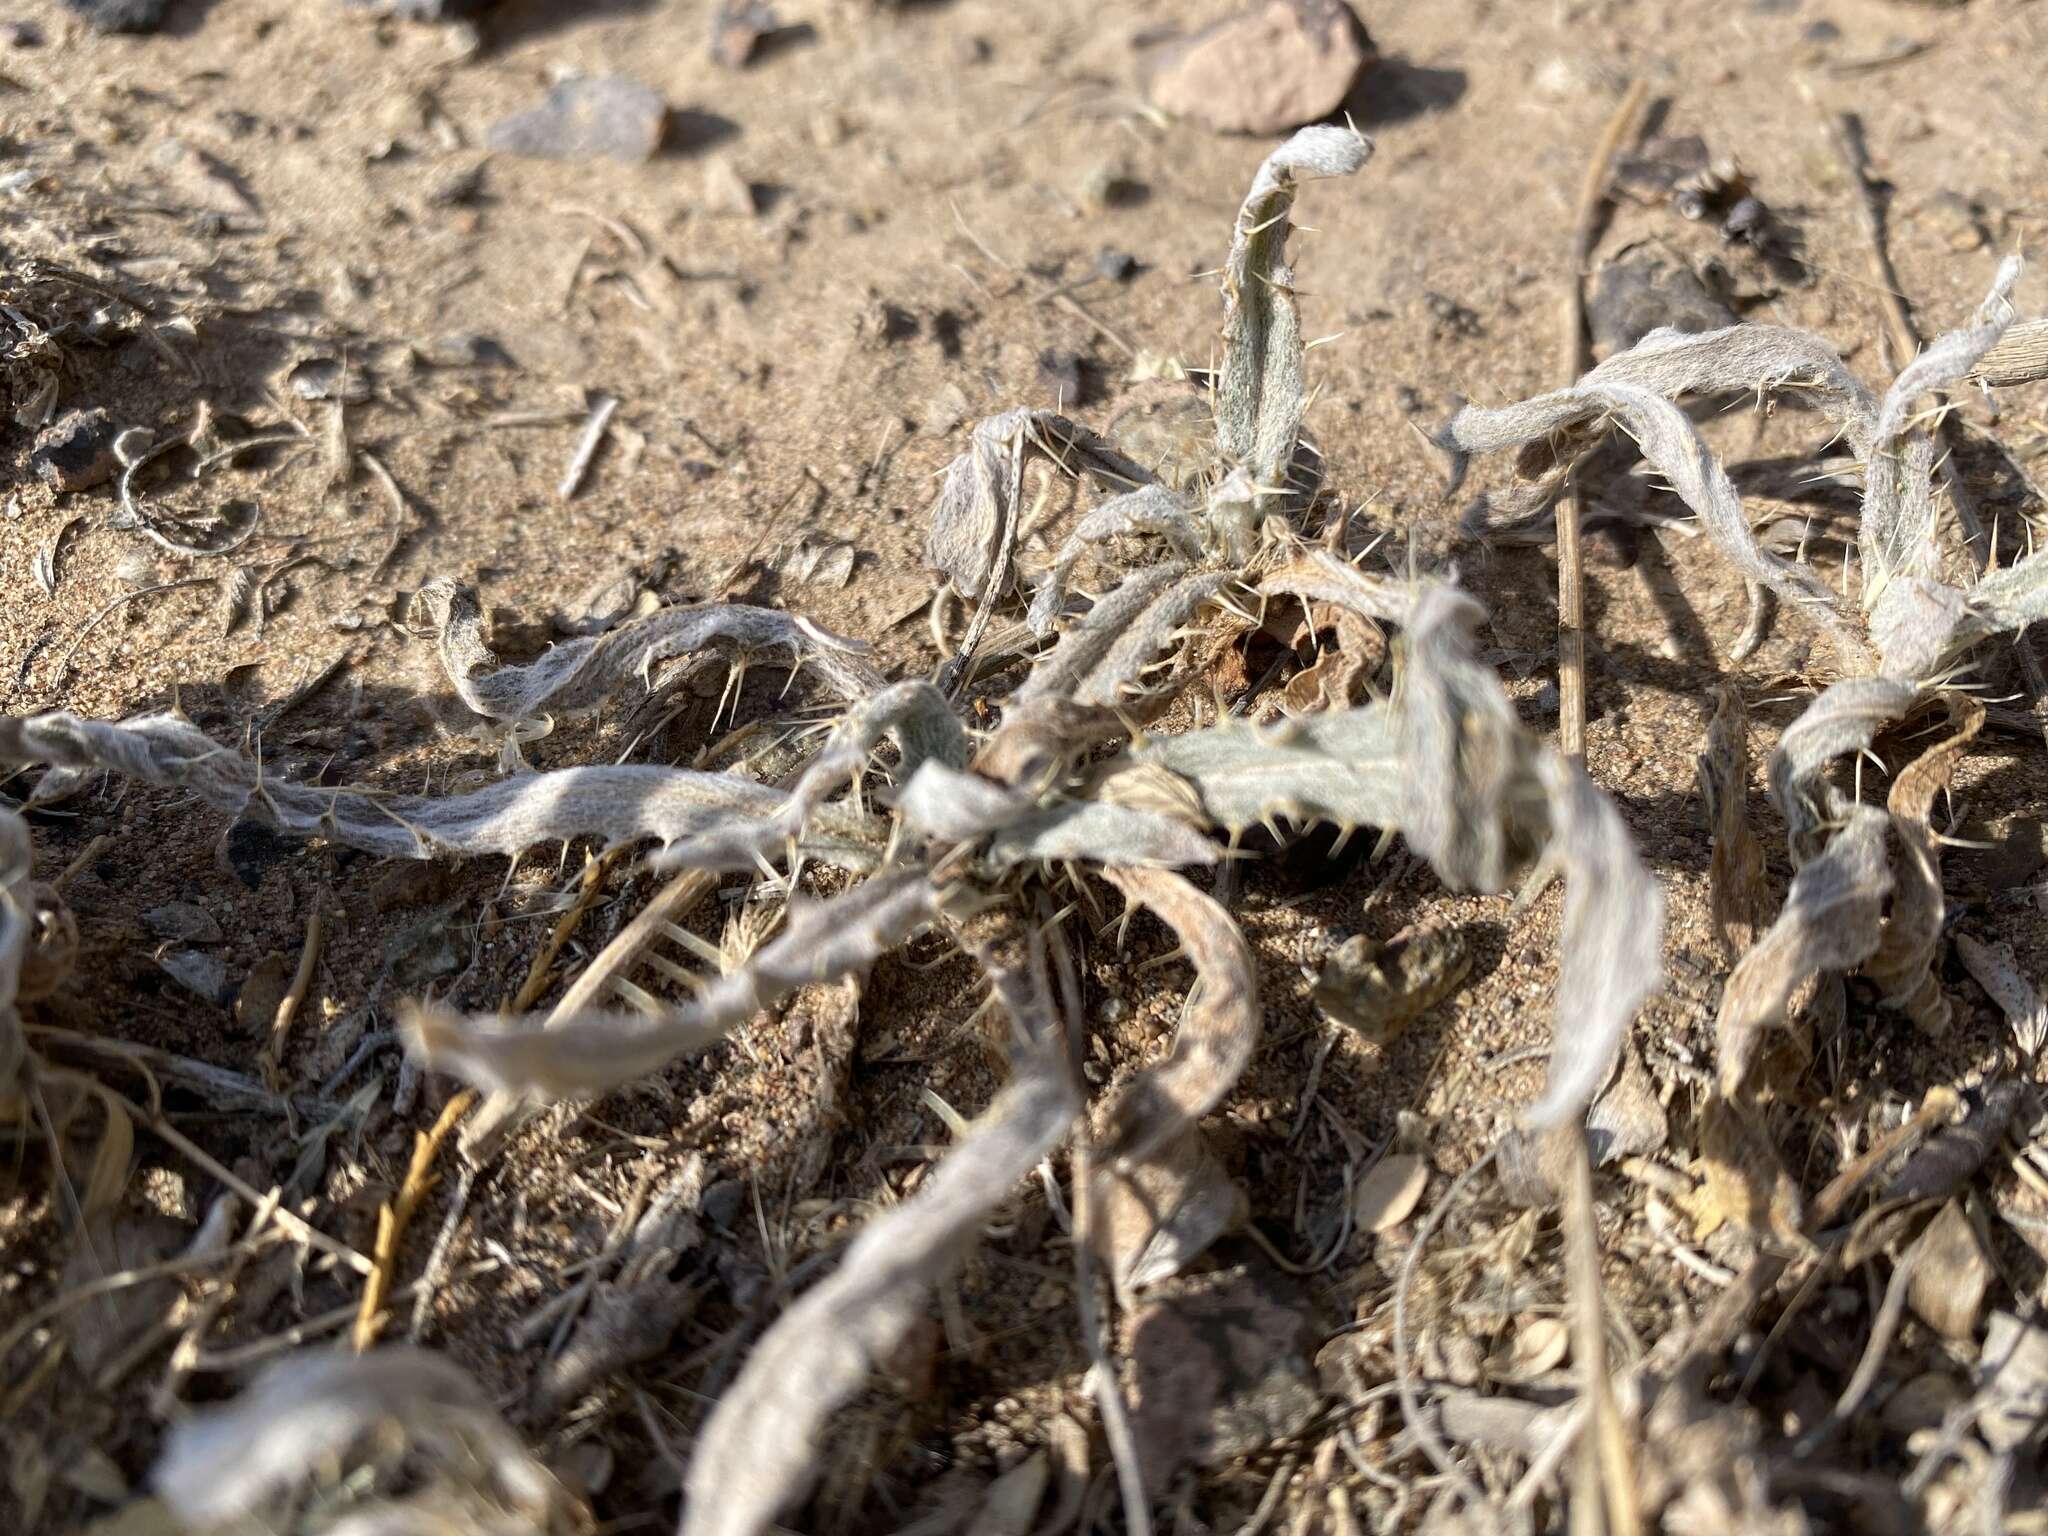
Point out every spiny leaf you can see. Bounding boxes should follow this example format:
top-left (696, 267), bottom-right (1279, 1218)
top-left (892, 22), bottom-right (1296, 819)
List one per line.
top-left (1128, 703), bottom-right (1403, 837)
top-left (1027, 484), bottom-right (1204, 636)
top-left (893, 760), bottom-right (1220, 871)
top-left (926, 409), bottom-right (1153, 601)
top-left (1216, 125), bottom-right (1372, 514)
top-left (401, 871), bottom-right (939, 1098)
top-left (0, 712), bottom-right (884, 870)
top-left (413, 577), bottom-right (882, 722)
top-left (682, 1034), bottom-right (1077, 1536)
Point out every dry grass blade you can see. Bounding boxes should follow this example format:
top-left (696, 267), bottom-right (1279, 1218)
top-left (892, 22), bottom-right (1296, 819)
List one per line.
top-left (681, 1054), bottom-right (1077, 1536)
top-left (404, 871), bottom-right (940, 1097)
top-left (413, 576), bottom-right (883, 722)
top-left (152, 1346), bottom-right (574, 1534)
top-left (1698, 685), bottom-right (1767, 960)
top-left (1215, 125), bottom-right (1372, 524)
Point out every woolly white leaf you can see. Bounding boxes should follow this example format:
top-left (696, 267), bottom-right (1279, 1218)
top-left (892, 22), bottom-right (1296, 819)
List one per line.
top-left (682, 1053), bottom-right (1077, 1536)
top-left (153, 1348), bottom-right (560, 1532)
top-left (1440, 379), bottom-right (1866, 666)
top-left (1521, 753), bottom-right (1664, 1130)
top-left (403, 872), bottom-right (938, 1098)
top-left (1716, 806), bottom-right (1890, 1096)
top-left (415, 578), bottom-right (882, 722)
top-left (926, 410), bottom-right (1153, 600)
top-left (1131, 704), bottom-right (1403, 836)
top-left (1764, 677), bottom-right (1919, 859)
top-left (1027, 484), bottom-right (1204, 636)
top-left (1216, 125), bottom-right (1372, 508)
top-left (893, 760), bottom-right (1219, 870)
top-left (0, 712), bottom-right (883, 870)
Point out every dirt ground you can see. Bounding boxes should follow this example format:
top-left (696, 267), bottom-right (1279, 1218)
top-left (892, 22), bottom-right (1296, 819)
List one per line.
top-left (5, 0), bottom-right (2048, 1532)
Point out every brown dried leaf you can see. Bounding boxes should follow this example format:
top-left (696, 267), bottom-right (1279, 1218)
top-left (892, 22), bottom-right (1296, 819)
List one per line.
top-left (1904, 1200), bottom-right (1992, 1340)
top-left (1351, 1152), bottom-right (1429, 1233)
top-left (1095, 868), bottom-right (1258, 1168)
top-left (1691, 1094), bottom-right (1805, 1247)
top-left (1863, 696), bottom-right (1982, 1034)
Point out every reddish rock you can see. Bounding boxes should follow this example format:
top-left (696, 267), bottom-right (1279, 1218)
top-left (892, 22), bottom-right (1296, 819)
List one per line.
top-left (1140, 0), bottom-right (1374, 136)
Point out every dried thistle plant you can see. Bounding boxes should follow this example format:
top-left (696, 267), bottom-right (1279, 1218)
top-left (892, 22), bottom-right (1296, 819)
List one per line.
top-left (1440, 252), bottom-right (2048, 1145)
top-left (4, 125), bottom-right (1675, 1536)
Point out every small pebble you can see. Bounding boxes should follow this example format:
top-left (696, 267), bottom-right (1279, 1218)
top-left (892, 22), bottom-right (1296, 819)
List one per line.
top-left (32, 408), bottom-right (118, 493)
top-left (487, 77), bottom-right (668, 163)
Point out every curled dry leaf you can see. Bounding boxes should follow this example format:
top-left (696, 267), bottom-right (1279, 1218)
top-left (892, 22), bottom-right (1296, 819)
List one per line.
top-left (681, 1054), bottom-right (1077, 1536)
top-left (926, 410), bottom-right (1153, 602)
top-left (1903, 1199), bottom-right (1993, 1340)
top-left (1094, 868), bottom-right (1259, 1169)
top-left (1717, 806), bottom-right (1890, 1098)
top-left (1489, 1316), bottom-right (1570, 1384)
top-left (413, 576), bottom-right (883, 722)
top-left (1863, 696), bottom-right (1982, 1034)
top-left (1028, 484), bottom-right (1204, 636)
top-left (1091, 867), bottom-right (1260, 1292)
top-left (1692, 1093), bottom-right (1806, 1247)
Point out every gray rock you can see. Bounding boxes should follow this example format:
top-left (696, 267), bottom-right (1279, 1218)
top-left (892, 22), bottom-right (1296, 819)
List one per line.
top-left (487, 77), bottom-right (668, 163)
top-left (62, 0), bottom-right (167, 33)
top-left (1123, 1247), bottom-right (1323, 1484)
top-left (32, 408), bottom-right (117, 493)
top-left (345, 0), bottom-right (497, 19)
top-left (1588, 243), bottom-right (1738, 357)
top-left (1139, 0), bottom-right (1373, 136)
